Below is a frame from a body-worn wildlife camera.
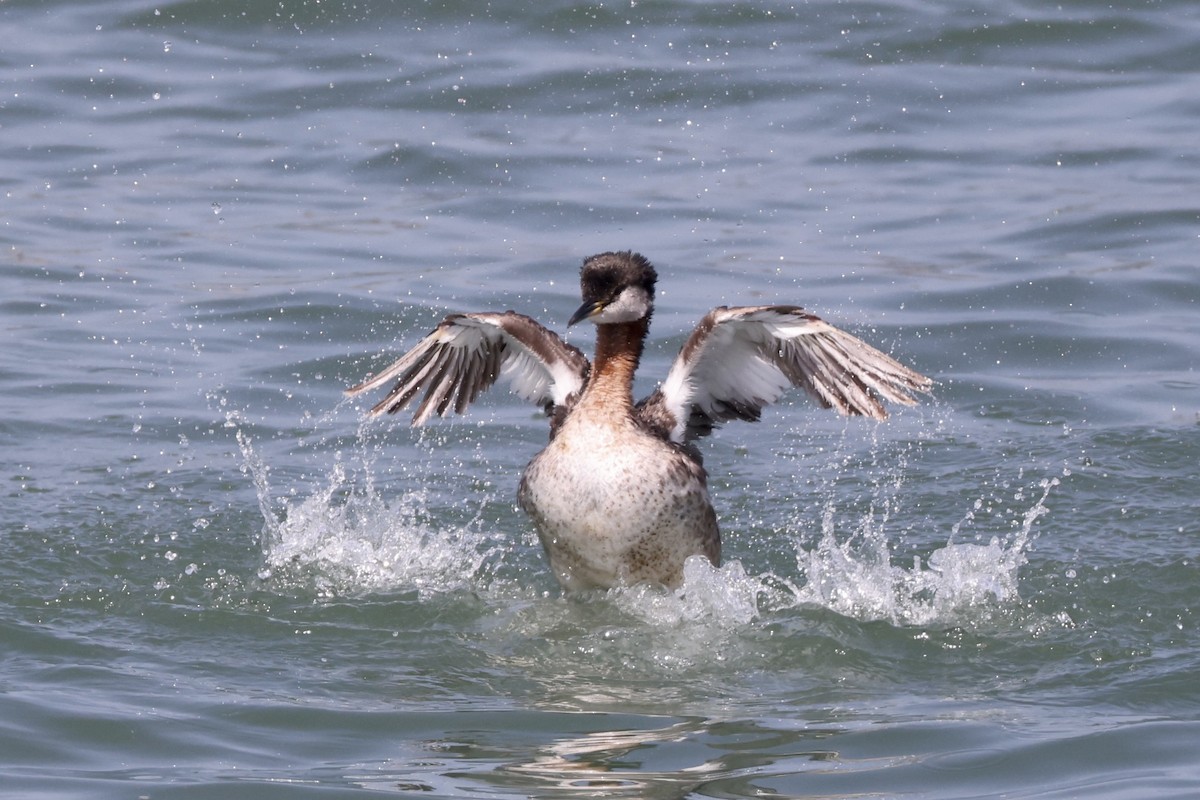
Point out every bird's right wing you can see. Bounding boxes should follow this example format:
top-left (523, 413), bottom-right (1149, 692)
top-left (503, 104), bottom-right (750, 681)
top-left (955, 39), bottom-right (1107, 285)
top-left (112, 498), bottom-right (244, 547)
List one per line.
top-left (346, 312), bottom-right (589, 425)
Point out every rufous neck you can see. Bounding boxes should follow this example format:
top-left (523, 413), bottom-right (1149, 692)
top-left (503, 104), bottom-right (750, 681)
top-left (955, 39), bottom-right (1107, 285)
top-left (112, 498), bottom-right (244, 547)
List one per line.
top-left (580, 318), bottom-right (649, 413)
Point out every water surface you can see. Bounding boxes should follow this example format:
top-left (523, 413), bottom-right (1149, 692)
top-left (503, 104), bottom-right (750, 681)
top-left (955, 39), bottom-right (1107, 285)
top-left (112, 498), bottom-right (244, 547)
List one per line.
top-left (2, 0), bottom-right (1198, 797)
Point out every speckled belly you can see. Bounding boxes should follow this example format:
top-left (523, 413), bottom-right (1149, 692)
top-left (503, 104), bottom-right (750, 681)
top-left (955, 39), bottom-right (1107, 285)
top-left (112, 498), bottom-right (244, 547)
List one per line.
top-left (517, 419), bottom-right (720, 591)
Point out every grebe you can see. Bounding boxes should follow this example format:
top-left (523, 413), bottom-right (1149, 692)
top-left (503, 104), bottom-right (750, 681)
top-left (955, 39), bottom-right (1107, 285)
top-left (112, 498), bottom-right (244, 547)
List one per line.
top-left (346, 251), bottom-right (931, 591)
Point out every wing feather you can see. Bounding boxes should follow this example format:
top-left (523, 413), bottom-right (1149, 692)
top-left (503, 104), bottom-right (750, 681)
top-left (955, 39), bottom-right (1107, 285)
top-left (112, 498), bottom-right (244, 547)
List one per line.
top-left (346, 312), bottom-right (589, 426)
top-left (641, 306), bottom-right (932, 442)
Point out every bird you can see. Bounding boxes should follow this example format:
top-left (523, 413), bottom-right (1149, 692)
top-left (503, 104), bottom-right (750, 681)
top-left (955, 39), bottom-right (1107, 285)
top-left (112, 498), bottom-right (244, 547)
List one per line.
top-left (346, 251), bottom-right (932, 592)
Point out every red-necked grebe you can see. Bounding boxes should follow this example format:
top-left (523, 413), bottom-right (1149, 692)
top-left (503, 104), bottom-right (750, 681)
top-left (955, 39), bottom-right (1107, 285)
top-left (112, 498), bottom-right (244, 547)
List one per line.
top-left (347, 251), bottom-right (932, 591)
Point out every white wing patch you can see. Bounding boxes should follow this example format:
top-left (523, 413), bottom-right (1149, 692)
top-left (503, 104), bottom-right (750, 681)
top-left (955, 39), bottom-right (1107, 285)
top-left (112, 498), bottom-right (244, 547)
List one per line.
top-left (655, 306), bottom-right (931, 442)
top-left (500, 345), bottom-right (556, 406)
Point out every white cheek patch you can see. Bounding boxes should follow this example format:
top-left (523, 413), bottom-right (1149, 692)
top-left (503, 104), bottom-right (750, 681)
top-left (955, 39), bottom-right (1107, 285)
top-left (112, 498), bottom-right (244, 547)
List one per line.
top-left (591, 286), bottom-right (650, 324)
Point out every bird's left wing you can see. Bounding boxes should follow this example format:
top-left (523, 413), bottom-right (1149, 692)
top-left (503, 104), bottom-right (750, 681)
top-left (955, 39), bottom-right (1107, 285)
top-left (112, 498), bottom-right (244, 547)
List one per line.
top-left (639, 305), bottom-right (932, 443)
top-left (346, 311), bottom-right (589, 425)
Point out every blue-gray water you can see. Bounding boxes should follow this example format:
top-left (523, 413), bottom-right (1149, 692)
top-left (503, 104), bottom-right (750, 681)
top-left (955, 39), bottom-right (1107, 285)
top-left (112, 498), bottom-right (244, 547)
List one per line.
top-left (3, 0), bottom-right (1198, 797)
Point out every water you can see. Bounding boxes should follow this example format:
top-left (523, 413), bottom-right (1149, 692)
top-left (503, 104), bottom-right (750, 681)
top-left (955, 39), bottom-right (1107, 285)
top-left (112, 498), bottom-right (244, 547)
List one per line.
top-left (3, 0), bottom-right (1199, 797)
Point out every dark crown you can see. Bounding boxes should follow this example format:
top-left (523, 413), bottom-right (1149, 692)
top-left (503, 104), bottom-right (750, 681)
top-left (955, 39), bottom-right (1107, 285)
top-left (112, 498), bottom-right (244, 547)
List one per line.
top-left (579, 251), bottom-right (657, 303)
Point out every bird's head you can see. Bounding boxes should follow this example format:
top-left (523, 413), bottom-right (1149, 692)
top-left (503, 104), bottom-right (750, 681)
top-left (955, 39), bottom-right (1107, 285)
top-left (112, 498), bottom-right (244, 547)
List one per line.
top-left (568, 251), bottom-right (657, 327)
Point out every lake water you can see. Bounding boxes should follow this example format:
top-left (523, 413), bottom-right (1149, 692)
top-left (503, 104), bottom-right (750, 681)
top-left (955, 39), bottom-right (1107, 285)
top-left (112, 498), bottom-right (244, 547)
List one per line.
top-left (3, 0), bottom-right (1199, 797)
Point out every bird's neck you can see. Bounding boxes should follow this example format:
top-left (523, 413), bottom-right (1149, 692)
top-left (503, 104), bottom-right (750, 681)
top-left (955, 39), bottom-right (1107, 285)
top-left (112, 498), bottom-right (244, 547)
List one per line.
top-left (580, 318), bottom-right (649, 415)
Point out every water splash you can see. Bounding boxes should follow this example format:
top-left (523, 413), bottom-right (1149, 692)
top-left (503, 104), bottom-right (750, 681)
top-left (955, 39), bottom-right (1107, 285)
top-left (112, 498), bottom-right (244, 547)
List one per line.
top-left (233, 419), bottom-right (501, 600)
top-left (601, 414), bottom-right (1065, 631)
top-left (611, 557), bottom-right (799, 628)
top-left (792, 475), bottom-right (1060, 626)
top-left (225, 386), bottom-right (1059, 630)
top-left (596, 469), bottom-right (1057, 633)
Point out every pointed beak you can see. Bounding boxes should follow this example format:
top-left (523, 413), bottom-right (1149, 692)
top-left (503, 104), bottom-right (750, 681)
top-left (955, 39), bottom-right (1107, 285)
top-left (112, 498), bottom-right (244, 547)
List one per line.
top-left (567, 299), bottom-right (603, 327)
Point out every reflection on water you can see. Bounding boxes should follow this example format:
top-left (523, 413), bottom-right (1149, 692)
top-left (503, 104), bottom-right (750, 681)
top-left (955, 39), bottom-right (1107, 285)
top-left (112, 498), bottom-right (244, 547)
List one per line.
top-left (388, 715), bottom-right (847, 800)
top-left (499, 718), bottom-right (720, 798)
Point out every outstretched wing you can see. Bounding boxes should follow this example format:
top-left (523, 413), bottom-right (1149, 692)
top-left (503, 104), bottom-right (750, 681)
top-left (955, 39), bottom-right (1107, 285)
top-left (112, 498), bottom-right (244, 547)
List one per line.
top-left (346, 311), bottom-right (589, 425)
top-left (638, 306), bottom-right (932, 443)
